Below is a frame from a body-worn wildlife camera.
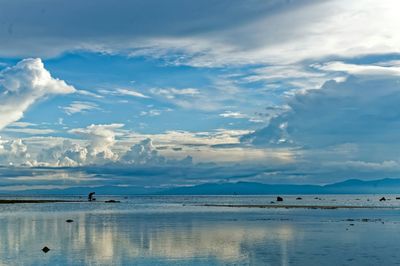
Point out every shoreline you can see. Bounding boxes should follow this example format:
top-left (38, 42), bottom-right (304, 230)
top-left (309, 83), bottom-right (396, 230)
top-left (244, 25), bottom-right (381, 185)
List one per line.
top-left (0, 199), bottom-right (83, 204)
top-left (202, 204), bottom-right (397, 210)
top-left (0, 199), bottom-right (121, 204)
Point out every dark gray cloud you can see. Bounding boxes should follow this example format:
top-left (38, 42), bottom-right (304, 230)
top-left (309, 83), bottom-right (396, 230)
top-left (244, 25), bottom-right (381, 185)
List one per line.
top-left (243, 75), bottom-right (400, 166)
top-left (0, 0), bottom-right (308, 58)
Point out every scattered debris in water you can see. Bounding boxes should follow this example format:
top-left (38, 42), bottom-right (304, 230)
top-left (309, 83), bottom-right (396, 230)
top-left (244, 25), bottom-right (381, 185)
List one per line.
top-left (343, 218), bottom-right (382, 222)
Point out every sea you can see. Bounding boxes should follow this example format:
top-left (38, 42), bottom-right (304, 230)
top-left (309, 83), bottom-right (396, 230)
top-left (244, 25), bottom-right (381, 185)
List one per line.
top-left (0, 195), bottom-right (400, 266)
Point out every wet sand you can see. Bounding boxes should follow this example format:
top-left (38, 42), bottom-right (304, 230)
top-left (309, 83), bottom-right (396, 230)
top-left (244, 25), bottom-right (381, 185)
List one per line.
top-left (0, 199), bottom-right (81, 204)
top-left (0, 199), bottom-right (121, 204)
top-left (202, 204), bottom-right (397, 209)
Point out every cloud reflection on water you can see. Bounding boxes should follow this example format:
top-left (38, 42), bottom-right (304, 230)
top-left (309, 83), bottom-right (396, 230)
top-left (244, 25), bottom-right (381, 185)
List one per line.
top-left (0, 212), bottom-right (294, 265)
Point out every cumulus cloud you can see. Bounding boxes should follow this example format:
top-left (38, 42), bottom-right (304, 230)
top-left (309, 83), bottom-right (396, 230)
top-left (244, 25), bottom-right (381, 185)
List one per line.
top-left (37, 140), bottom-right (88, 167)
top-left (69, 124), bottom-right (124, 162)
top-left (121, 138), bottom-right (166, 165)
top-left (35, 125), bottom-right (195, 167)
top-left (37, 124), bottom-right (124, 166)
top-left (0, 138), bottom-right (31, 166)
top-left (243, 75), bottom-right (400, 164)
top-left (0, 58), bottom-right (75, 130)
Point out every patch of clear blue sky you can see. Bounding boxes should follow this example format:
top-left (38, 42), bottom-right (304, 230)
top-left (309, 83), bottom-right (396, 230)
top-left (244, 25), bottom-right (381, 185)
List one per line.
top-left (1, 52), bottom-right (269, 136)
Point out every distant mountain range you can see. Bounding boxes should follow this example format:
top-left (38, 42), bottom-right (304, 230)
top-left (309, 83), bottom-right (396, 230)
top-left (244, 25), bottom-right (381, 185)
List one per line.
top-left (160, 178), bottom-right (400, 195)
top-left (3, 178), bottom-right (400, 195)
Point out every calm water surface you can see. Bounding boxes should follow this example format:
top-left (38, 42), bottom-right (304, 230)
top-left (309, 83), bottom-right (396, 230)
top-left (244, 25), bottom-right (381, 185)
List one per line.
top-left (1, 195), bottom-right (400, 265)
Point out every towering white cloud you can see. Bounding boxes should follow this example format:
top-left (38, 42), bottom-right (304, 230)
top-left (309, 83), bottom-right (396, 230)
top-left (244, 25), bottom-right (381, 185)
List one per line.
top-left (69, 124), bottom-right (124, 163)
top-left (0, 138), bottom-right (30, 166)
top-left (37, 124), bottom-right (124, 166)
top-left (37, 140), bottom-right (88, 167)
top-left (121, 138), bottom-right (166, 165)
top-left (0, 58), bottom-right (75, 130)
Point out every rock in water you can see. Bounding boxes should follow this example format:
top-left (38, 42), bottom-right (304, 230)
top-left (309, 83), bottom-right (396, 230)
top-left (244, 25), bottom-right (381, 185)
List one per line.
top-left (66, 219), bottom-right (74, 223)
top-left (380, 197), bottom-right (386, 201)
top-left (277, 196), bottom-right (283, 202)
top-left (105, 200), bottom-right (120, 203)
top-left (42, 246), bottom-right (50, 253)
top-left (296, 197), bottom-right (302, 200)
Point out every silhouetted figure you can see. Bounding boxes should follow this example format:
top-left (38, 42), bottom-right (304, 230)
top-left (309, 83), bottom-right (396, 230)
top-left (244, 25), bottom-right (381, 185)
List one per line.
top-left (88, 192), bottom-right (96, 201)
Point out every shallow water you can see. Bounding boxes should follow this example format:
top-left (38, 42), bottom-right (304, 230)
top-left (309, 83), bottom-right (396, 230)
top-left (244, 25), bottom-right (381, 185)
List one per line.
top-left (0, 195), bottom-right (400, 265)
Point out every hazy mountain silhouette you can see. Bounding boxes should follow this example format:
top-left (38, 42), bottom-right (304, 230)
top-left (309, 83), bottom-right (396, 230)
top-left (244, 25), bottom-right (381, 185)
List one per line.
top-left (3, 178), bottom-right (400, 195)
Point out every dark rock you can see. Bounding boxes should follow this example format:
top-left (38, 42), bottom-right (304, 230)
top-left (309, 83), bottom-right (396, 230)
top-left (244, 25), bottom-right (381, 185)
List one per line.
top-left (349, 224), bottom-right (354, 226)
top-left (296, 197), bottom-right (302, 200)
top-left (66, 219), bottom-right (74, 223)
top-left (396, 197), bottom-right (400, 200)
top-left (270, 201), bottom-right (275, 204)
top-left (276, 196), bottom-right (283, 202)
top-left (379, 197), bottom-right (386, 201)
top-left (105, 200), bottom-right (120, 203)
top-left (42, 246), bottom-right (50, 253)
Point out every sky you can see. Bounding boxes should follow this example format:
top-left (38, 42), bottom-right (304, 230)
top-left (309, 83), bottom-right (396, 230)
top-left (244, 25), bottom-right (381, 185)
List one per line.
top-left (1, 0), bottom-right (400, 191)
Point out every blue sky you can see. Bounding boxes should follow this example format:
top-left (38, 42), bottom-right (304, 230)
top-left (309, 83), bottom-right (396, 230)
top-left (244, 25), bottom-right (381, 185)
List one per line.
top-left (1, 0), bottom-right (400, 191)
